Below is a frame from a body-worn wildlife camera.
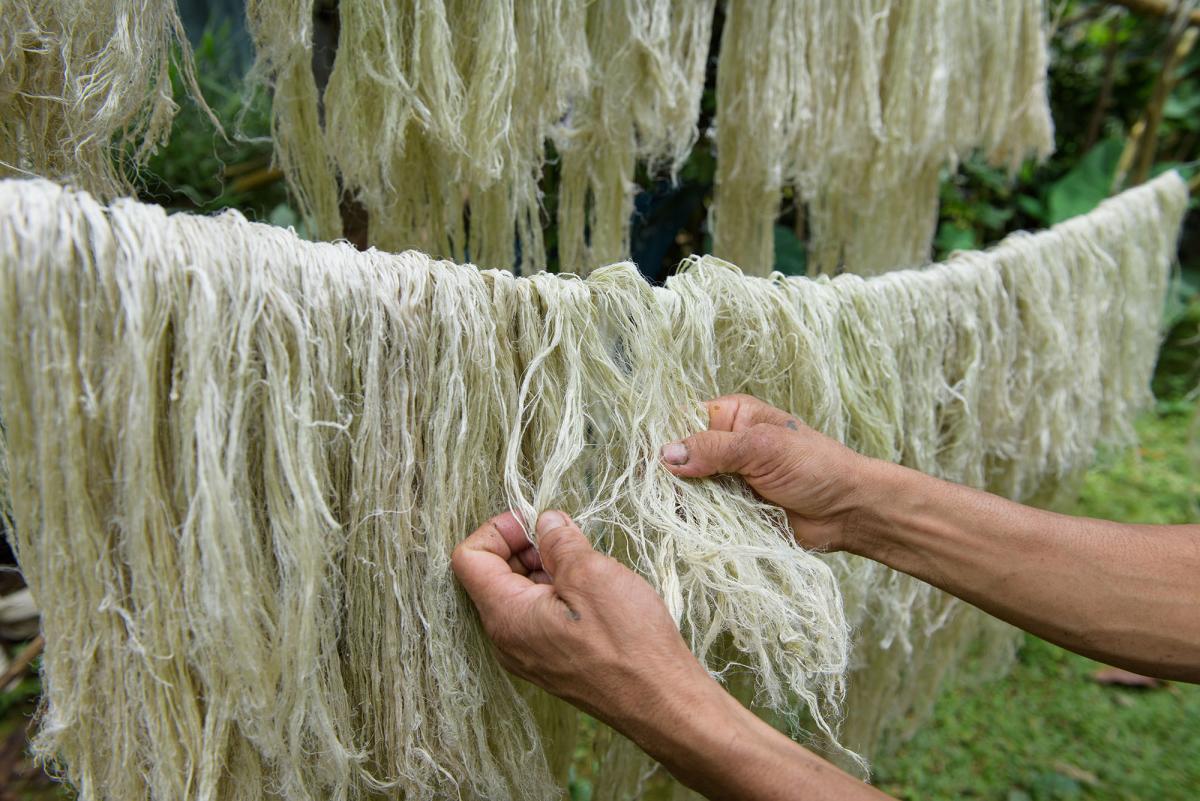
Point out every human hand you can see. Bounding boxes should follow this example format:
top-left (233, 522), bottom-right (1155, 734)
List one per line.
top-left (661, 394), bottom-right (870, 552)
top-left (451, 510), bottom-right (718, 733)
top-left (454, 510), bottom-right (888, 800)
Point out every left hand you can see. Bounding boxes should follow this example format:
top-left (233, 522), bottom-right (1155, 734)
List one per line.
top-left (451, 510), bottom-right (715, 729)
top-left (454, 511), bottom-right (896, 801)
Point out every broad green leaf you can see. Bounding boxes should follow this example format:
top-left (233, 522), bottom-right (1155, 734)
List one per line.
top-left (1046, 138), bottom-right (1124, 224)
top-left (935, 221), bottom-right (977, 256)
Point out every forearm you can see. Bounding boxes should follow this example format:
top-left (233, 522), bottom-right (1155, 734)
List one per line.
top-left (605, 671), bottom-right (886, 801)
top-left (847, 459), bottom-right (1200, 681)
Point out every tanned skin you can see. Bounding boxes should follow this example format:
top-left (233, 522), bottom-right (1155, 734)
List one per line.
top-left (452, 394), bottom-right (1200, 800)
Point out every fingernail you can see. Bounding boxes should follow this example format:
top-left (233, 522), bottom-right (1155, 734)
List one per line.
top-left (536, 510), bottom-right (570, 535)
top-left (661, 442), bottom-right (689, 465)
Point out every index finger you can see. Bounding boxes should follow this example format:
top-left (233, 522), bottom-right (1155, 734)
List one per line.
top-left (452, 511), bottom-right (540, 617)
top-left (704, 394), bottom-right (795, 432)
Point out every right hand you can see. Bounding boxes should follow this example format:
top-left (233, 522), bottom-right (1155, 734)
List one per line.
top-left (661, 394), bottom-right (871, 551)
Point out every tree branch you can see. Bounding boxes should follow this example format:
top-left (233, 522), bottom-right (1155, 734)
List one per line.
top-left (0, 634), bottom-right (43, 690)
top-left (1107, 0), bottom-right (1200, 27)
top-left (1131, 26), bottom-right (1199, 184)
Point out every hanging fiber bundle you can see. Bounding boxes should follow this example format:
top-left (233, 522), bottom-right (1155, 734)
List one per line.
top-left (0, 171), bottom-right (1186, 800)
top-left (321, 0), bottom-right (591, 270)
top-left (0, 0), bottom-right (210, 197)
top-left (0, 177), bottom-right (850, 800)
top-left (6, 1), bottom-right (1055, 279)
top-left (248, 0), bottom-right (712, 273)
top-left (244, 0), bottom-right (344, 240)
top-left (554, 0), bottom-right (716, 272)
top-left (248, 0), bottom-right (594, 270)
top-left (711, 0), bottom-right (1054, 277)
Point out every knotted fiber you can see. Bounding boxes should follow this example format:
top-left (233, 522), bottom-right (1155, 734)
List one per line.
top-left (0, 0), bottom-right (211, 197)
top-left (0, 172), bottom-right (1187, 800)
top-left (711, 0), bottom-right (1054, 276)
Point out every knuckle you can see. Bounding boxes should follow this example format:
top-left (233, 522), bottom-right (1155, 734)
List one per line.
top-left (450, 543), bottom-right (468, 572)
top-left (733, 424), bottom-right (779, 469)
top-left (745, 422), bottom-right (778, 449)
top-left (576, 553), bottom-right (607, 580)
top-left (727, 426), bottom-right (751, 456)
top-left (689, 431), bottom-right (725, 464)
top-left (680, 431), bottom-right (705, 456)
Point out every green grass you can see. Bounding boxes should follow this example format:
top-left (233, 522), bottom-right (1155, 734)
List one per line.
top-left (1076, 407), bottom-right (1198, 524)
top-left (873, 635), bottom-right (1200, 800)
top-left (872, 403), bottom-right (1200, 801)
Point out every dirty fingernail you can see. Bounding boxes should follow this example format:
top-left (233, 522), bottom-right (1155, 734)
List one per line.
top-left (661, 442), bottom-right (689, 465)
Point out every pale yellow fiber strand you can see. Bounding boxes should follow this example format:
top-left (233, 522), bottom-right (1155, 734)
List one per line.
top-left (249, 0), bottom-right (594, 271)
top-left (3, 1), bottom-right (1055, 281)
top-left (248, 0), bottom-right (712, 273)
top-left (0, 172), bottom-right (1186, 800)
top-left (555, 0), bottom-right (716, 273)
top-left (712, 0), bottom-right (1055, 277)
top-left (0, 0), bottom-right (213, 197)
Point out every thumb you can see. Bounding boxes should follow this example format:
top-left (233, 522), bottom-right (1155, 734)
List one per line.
top-left (535, 511), bottom-right (595, 578)
top-left (660, 429), bottom-right (746, 478)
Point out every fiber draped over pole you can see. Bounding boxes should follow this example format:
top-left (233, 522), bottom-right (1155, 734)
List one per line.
top-left (0, 172), bottom-right (1186, 800)
top-left (711, 0), bottom-right (1055, 277)
top-left (0, 0), bottom-right (210, 197)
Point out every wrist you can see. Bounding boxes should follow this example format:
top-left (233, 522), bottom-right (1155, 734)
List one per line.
top-left (604, 660), bottom-right (873, 800)
top-left (840, 455), bottom-right (909, 558)
top-left (607, 657), bottom-right (722, 739)
top-left (617, 667), bottom-right (762, 790)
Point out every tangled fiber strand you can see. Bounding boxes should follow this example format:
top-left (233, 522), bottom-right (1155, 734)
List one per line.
top-left (0, 0), bottom-right (212, 197)
top-left (711, 0), bottom-right (1054, 277)
top-left (0, 172), bottom-right (1186, 800)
